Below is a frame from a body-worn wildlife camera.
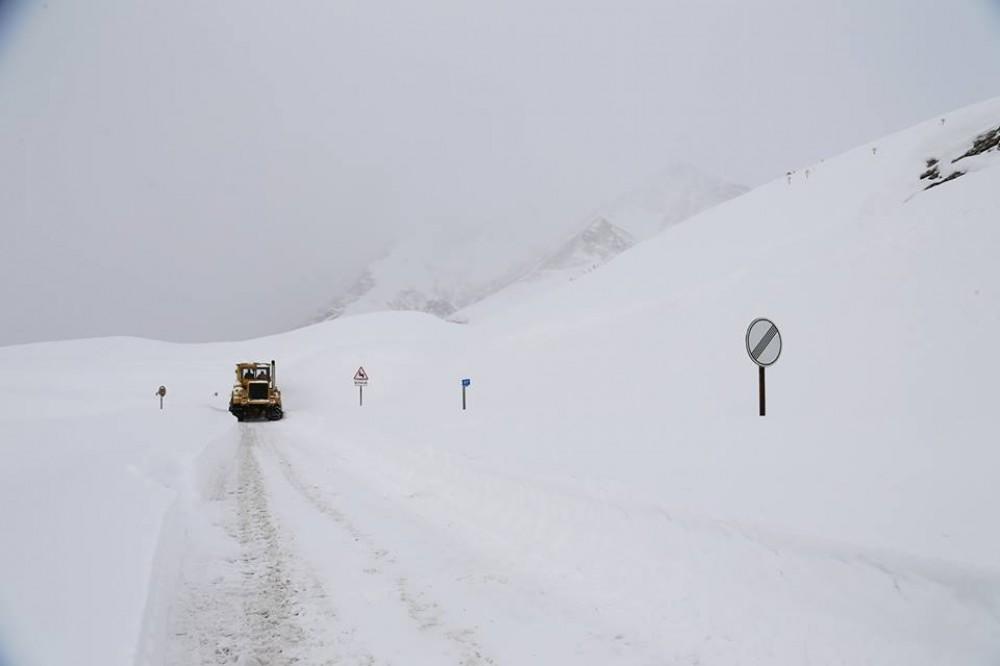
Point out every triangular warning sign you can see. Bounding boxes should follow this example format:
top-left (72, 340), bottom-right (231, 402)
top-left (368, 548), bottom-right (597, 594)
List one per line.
top-left (354, 367), bottom-right (369, 381)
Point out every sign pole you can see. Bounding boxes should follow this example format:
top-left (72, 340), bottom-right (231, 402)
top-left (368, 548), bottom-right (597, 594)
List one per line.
top-left (160, 395), bottom-right (164, 410)
top-left (353, 367), bottom-right (369, 407)
top-left (759, 365), bottom-right (766, 416)
top-left (460, 378), bottom-right (471, 410)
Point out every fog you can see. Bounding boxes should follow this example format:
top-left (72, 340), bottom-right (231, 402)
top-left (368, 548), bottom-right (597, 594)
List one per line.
top-left (2, 0), bottom-right (999, 346)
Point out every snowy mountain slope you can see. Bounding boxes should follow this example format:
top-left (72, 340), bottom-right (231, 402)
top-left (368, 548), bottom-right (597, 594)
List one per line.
top-left (315, 228), bottom-right (540, 321)
top-left (456, 96), bottom-right (1000, 566)
top-left (2, 99), bottom-right (1000, 665)
top-left (449, 166), bottom-right (750, 317)
top-left (589, 163), bottom-right (749, 240)
top-left (316, 166), bottom-right (745, 322)
top-left (539, 217), bottom-right (636, 275)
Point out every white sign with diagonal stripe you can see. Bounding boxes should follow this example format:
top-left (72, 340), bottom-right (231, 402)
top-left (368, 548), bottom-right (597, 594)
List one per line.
top-left (746, 318), bottom-right (782, 367)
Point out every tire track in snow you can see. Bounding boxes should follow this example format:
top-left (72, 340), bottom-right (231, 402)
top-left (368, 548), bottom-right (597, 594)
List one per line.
top-left (163, 426), bottom-right (354, 665)
top-left (257, 432), bottom-right (496, 666)
top-left (229, 427), bottom-right (308, 664)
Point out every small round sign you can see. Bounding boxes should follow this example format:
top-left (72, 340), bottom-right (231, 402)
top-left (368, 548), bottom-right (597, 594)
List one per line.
top-left (746, 318), bottom-right (782, 367)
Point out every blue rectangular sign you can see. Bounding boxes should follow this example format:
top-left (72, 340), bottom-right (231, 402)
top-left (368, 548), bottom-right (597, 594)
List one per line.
top-left (462, 378), bottom-right (471, 387)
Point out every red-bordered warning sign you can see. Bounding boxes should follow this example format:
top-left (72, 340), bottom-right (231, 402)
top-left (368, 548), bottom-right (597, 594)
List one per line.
top-left (353, 367), bottom-right (369, 385)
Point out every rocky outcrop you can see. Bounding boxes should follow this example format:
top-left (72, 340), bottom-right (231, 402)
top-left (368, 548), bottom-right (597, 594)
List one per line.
top-left (953, 125), bottom-right (1000, 163)
top-left (920, 123), bottom-right (998, 191)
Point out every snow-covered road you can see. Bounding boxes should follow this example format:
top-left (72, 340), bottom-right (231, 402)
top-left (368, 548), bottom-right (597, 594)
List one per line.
top-left (159, 424), bottom-right (502, 665)
top-left (162, 425), bottom-right (337, 665)
top-left (142, 414), bottom-right (1000, 666)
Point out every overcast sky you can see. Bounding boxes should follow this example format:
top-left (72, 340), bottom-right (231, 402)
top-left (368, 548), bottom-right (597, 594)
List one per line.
top-left (1, 0), bottom-right (999, 346)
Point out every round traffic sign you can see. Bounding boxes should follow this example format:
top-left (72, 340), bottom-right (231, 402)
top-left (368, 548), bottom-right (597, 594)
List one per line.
top-left (746, 318), bottom-right (782, 367)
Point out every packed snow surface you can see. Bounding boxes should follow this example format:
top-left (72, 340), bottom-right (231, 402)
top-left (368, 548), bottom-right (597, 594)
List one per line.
top-left (2, 99), bottom-right (1000, 665)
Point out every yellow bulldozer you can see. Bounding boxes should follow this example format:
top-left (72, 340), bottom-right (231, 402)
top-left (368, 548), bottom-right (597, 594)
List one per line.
top-left (229, 360), bottom-right (283, 421)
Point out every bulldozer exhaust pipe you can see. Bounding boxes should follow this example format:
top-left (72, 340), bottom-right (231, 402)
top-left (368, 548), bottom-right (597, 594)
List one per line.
top-left (271, 360), bottom-right (276, 387)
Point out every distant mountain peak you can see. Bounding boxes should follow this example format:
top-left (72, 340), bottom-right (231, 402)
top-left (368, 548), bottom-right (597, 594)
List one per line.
top-left (593, 165), bottom-right (748, 240)
top-left (314, 164), bottom-right (745, 324)
top-left (540, 217), bottom-right (636, 276)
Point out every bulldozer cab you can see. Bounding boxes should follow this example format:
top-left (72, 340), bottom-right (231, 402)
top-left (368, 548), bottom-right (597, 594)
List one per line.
top-left (236, 362), bottom-right (271, 386)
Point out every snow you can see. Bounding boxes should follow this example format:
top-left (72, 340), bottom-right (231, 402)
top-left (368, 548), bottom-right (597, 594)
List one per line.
top-left (2, 98), bottom-right (1000, 664)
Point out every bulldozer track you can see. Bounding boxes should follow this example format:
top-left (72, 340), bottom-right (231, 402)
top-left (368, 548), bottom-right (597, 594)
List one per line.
top-left (160, 425), bottom-right (494, 665)
top-left (162, 427), bottom-right (340, 665)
